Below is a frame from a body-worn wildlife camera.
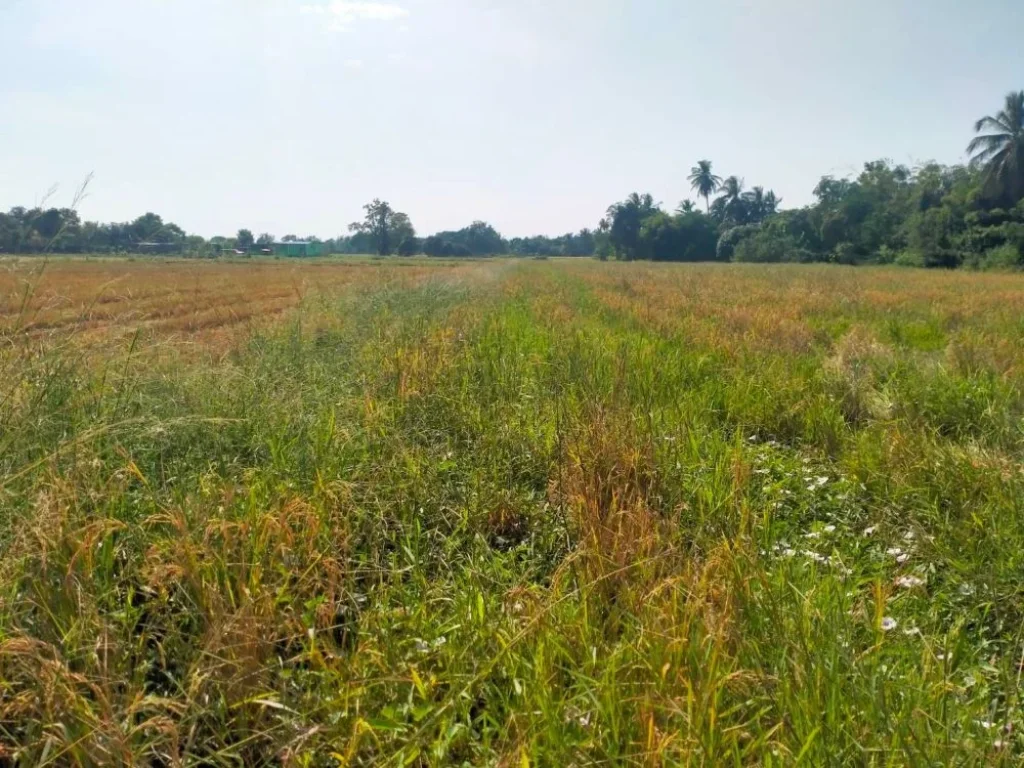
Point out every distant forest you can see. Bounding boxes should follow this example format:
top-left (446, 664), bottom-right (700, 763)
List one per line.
top-left (3, 91), bottom-right (1023, 269)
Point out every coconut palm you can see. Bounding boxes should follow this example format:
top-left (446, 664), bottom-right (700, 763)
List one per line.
top-left (676, 199), bottom-right (697, 214)
top-left (967, 91), bottom-right (1024, 202)
top-left (688, 160), bottom-right (722, 213)
top-left (742, 186), bottom-right (782, 223)
top-left (714, 176), bottom-right (747, 224)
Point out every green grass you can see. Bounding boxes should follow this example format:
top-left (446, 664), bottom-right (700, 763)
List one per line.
top-left (1, 260), bottom-right (1023, 765)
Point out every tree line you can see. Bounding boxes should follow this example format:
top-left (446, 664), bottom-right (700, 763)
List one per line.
top-left (3, 91), bottom-right (1022, 268)
top-left (0, 199), bottom-right (597, 259)
top-left (599, 91), bottom-right (1024, 268)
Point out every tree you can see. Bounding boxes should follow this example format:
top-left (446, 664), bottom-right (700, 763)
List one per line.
top-left (688, 160), bottom-right (722, 214)
top-left (256, 233), bottom-right (275, 248)
top-left (967, 91), bottom-right (1024, 203)
top-left (638, 211), bottom-right (720, 261)
top-left (432, 221), bottom-right (506, 256)
top-left (712, 177), bottom-right (751, 225)
top-left (236, 229), bottom-right (255, 251)
top-left (349, 199), bottom-right (413, 256)
top-left (676, 199), bottom-right (698, 214)
top-left (742, 187), bottom-right (782, 223)
top-left (606, 193), bottom-right (659, 260)
top-left (422, 235), bottom-right (447, 257)
top-left (397, 236), bottom-right (420, 256)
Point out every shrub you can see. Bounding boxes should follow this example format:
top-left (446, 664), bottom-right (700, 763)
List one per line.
top-left (716, 224), bottom-right (760, 261)
top-left (894, 249), bottom-right (925, 268)
top-left (732, 229), bottom-right (811, 263)
top-left (830, 242), bottom-right (859, 265)
top-left (397, 236), bottom-right (420, 257)
top-left (980, 243), bottom-right (1022, 270)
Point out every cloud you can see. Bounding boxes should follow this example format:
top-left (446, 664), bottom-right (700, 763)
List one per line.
top-left (343, 58), bottom-right (364, 69)
top-left (300, 2), bottom-right (409, 28)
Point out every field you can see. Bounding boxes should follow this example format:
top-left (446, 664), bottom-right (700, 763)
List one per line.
top-left (2, 256), bottom-right (1024, 765)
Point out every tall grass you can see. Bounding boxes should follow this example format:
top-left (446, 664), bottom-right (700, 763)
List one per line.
top-left (0, 260), bottom-right (1022, 765)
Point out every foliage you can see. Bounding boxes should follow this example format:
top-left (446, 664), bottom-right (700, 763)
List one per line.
top-left (716, 223), bottom-right (760, 261)
top-left (688, 159), bottom-right (722, 213)
top-left (432, 221), bottom-right (507, 256)
top-left (349, 199), bottom-right (415, 256)
top-left (397, 235), bottom-right (420, 256)
top-left (732, 228), bottom-right (811, 263)
top-left (967, 90), bottom-right (1024, 203)
top-left (236, 228), bottom-right (255, 251)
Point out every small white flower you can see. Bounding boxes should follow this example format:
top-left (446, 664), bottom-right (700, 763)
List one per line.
top-left (881, 617), bottom-right (898, 632)
top-left (805, 532), bottom-right (822, 540)
top-left (886, 547), bottom-right (904, 557)
top-left (414, 639), bottom-right (431, 653)
top-left (979, 720), bottom-right (995, 730)
top-left (902, 627), bottom-right (922, 636)
top-left (824, 525), bottom-right (836, 534)
top-left (936, 653), bottom-right (947, 661)
top-left (863, 526), bottom-right (877, 537)
top-left (895, 575), bottom-right (925, 589)
top-left (994, 740), bottom-right (1006, 749)
top-left (903, 531), bottom-right (916, 541)
top-left (896, 554), bottom-right (910, 564)
top-left (782, 548), bottom-right (797, 557)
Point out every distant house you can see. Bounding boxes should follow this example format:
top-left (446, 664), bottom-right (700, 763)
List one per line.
top-left (273, 241), bottom-right (323, 257)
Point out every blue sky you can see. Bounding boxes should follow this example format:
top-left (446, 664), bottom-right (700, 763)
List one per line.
top-left (1, 0), bottom-right (1022, 239)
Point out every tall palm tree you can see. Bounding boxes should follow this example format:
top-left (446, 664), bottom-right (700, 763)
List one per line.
top-left (715, 176), bottom-right (747, 224)
top-left (967, 91), bottom-right (1024, 202)
top-left (688, 160), bottom-right (722, 213)
top-left (676, 199), bottom-right (697, 214)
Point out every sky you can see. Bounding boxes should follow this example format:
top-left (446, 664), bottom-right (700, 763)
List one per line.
top-left (1, 0), bottom-right (1022, 239)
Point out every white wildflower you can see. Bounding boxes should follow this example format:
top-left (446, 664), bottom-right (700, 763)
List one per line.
top-left (824, 524), bottom-right (836, 534)
top-left (881, 617), bottom-right (898, 632)
top-left (863, 525), bottom-right (877, 537)
top-left (895, 575), bottom-right (925, 589)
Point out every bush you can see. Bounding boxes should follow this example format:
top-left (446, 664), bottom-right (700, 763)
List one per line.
top-left (894, 250), bottom-right (925, 268)
top-left (980, 243), bottom-right (1022, 270)
top-left (732, 229), bottom-right (812, 263)
top-left (830, 242), bottom-right (859, 265)
top-left (716, 225), bottom-right (760, 261)
top-left (397, 236), bottom-right (420, 257)
top-left (638, 212), bottom-right (719, 262)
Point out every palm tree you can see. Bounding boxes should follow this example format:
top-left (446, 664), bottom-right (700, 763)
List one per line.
top-left (688, 160), bottom-right (722, 213)
top-left (676, 199), bottom-right (697, 214)
top-left (967, 91), bottom-right (1024, 202)
top-left (715, 176), bottom-right (747, 224)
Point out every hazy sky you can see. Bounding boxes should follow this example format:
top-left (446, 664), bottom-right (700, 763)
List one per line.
top-left (2, 0), bottom-right (1022, 239)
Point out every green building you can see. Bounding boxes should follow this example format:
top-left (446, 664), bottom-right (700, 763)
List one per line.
top-left (273, 241), bottom-right (324, 257)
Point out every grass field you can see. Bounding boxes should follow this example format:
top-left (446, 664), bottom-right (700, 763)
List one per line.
top-left (2, 257), bottom-right (1024, 765)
